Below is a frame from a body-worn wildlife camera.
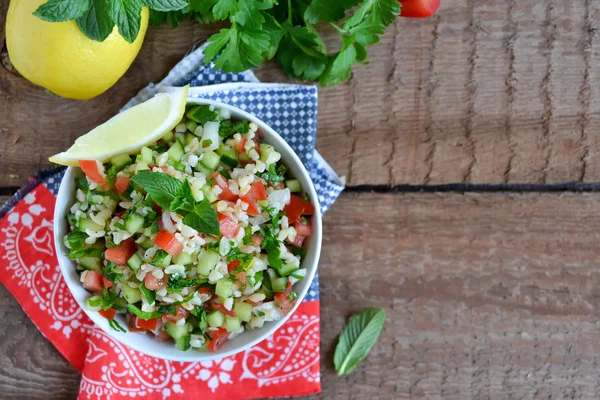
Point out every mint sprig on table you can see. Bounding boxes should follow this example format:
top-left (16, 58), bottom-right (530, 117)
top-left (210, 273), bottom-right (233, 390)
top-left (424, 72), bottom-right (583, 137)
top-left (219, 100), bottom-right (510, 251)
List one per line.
top-left (130, 171), bottom-right (220, 236)
top-left (334, 307), bottom-right (387, 375)
top-left (32, 0), bottom-right (400, 86)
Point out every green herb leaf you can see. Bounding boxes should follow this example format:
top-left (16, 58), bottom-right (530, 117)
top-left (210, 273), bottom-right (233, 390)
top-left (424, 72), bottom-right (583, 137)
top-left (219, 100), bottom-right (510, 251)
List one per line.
top-left (259, 164), bottom-right (285, 185)
top-left (151, 249), bottom-right (170, 266)
top-left (334, 307), bottom-right (387, 375)
top-left (167, 274), bottom-right (208, 292)
top-left (142, 0), bottom-right (187, 12)
top-left (189, 105), bottom-right (219, 123)
top-left (131, 171), bottom-right (183, 210)
top-left (343, 0), bottom-right (399, 31)
top-left (218, 119), bottom-right (249, 138)
top-left (76, 0), bottom-right (114, 42)
top-left (157, 304), bottom-right (178, 315)
top-left (104, 261), bottom-right (124, 282)
top-left (320, 35), bottom-right (357, 87)
top-left (109, 0), bottom-right (143, 43)
top-left (33, 0), bottom-right (90, 22)
top-left (109, 319), bottom-right (127, 332)
top-left (170, 179), bottom-right (196, 213)
top-left (139, 285), bottom-right (156, 304)
top-left (128, 304), bottom-right (162, 319)
top-left (204, 25), bottom-right (269, 72)
top-left (182, 200), bottom-right (220, 236)
top-left (212, 0), bottom-right (240, 20)
top-left (277, 24), bottom-right (328, 81)
top-left (304, 0), bottom-right (361, 23)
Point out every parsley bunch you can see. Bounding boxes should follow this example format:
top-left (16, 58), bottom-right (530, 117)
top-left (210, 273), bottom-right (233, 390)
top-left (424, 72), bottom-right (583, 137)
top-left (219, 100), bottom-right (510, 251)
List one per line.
top-left (32, 0), bottom-right (400, 86)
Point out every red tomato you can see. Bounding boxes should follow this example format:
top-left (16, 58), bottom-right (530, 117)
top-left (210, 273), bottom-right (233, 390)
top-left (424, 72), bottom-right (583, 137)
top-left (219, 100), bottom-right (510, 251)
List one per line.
top-left (270, 182), bottom-right (285, 190)
top-left (153, 230), bottom-right (184, 257)
top-left (227, 260), bottom-right (241, 274)
top-left (274, 281), bottom-right (295, 315)
top-left (102, 276), bottom-right (113, 289)
top-left (240, 181), bottom-right (267, 216)
top-left (144, 273), bottom-right (168, 291)
top-left (98, 308), bottom-right (117, 320)
top-left (156, 329), bottom-right (172, 341)
top-left (82, 271), bottom-right (103, 293)
top-left (153, 202), bottom-right (163, 215)
top-left (207, 327), bottom-right (231, 352)
top-left (135, 317), bottom-right (159, 330)
top-left (251, 233), bottom-right (263, 247)
top-left (236, 136), bottom-right (247, 153)
top-left (246, 299), bottom-right (263, 307)
top-left (198, 287), bottom-right (212, 296)
top-left (210, 172), bottom-right (238, 202)
top-left (212, 301), bottom-right (237, 317)
top-left (79, 160), bottom-right (106, 185)
top-left (128, 316), bottom-right (146, 332)
top-left (114, 175), bottom-right (130, 195)
top-left (114, 209), bottom-right (127, 218)
top-left (284, 194), bottom-right (315, 223)
top-left (399, 0), bottom-right (440, 18)
top-left (218, 214), bottom-right (240, 239)
top-left (287, 234), bottom-right (305, 248)
top-left (162, 306), bottom-right (189, 322)
top-left (293, 218), bottom-right (313, 236)
top-left (105, 239), bottom-right (137, 266)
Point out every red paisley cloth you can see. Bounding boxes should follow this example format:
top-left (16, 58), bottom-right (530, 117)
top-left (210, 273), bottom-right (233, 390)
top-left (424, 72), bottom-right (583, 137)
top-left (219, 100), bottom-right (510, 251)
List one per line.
top-left (0, 181), bottom-right (321, 399)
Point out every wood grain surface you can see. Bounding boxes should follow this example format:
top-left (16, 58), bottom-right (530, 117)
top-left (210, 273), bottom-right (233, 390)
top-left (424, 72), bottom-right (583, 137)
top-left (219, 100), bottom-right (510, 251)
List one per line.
top-left (4, 192), bottom-right (600, 398)
top-left (2, 0), bottom-right (600, 186)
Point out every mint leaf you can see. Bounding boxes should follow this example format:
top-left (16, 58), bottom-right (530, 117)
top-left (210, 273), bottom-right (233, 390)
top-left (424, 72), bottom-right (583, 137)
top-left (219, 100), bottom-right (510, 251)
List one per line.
top-left (320, 35), bottom-right (357, 86)
top-left (142, 0), bottom-right (187, 12)
top-left (33, 0), bottom-right (90, 22)
top-left (204, 25), bottom-right (269, 72)
top-left (76, 0), bottom-right (114, 42)
top-left (109, 0), bottom-right (142, 43)
top-left (170, 179), bottom-right (195, 213)
top-left (182, 200), bottom-right (220, 236)
top-left (334, 307), bottom-right (387, 375)
top-left (130, 171), bottom-right (183, 210)
top-left (304, 0), bottom-right (361, 24)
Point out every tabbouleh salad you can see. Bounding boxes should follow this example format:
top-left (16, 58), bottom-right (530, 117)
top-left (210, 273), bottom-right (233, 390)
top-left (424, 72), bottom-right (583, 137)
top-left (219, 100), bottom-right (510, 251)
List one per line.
top-left (64, 104), bottom-right (315, 352)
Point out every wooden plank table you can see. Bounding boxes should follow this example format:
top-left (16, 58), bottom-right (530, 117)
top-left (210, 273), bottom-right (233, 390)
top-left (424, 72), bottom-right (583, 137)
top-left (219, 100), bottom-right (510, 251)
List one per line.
top-left (3, 0), bottom-right (600, 398)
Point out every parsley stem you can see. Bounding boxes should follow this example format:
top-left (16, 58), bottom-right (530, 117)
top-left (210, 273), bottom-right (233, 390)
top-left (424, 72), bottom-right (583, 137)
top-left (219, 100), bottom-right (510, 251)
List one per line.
top-left (287, 0), bottom-right (292, 24)
top-left (329, 22), bottom-right (346, 35)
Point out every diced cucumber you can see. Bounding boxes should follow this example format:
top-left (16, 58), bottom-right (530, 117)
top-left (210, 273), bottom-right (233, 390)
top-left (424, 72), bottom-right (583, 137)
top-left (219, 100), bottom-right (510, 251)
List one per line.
top-left (290, 268), bottom-right (307, 280)
top-left (257, 199), bottom-right (269, 207)
top-left (194, 163), bottom-right (214, 176)
top-left (184, 133), bottom-right (196, 146)
top-left (165, 321), bottom-right (190, 339)
top-left (191, 183), bottom-right (204, 202)
top-left (271, 277), bottom-right (288, 292)
top-left (186, 121), bottom-right (198, 133)
top-left (135, 162), bottom-right (150, 174)
top-left (110, 154), bottom-right (132, 170)
top-left (256, 287), bottom-right (273, 301)
top-left (197, 249), bottom-right (220, 276)
top-left (79, 217), bottom-right (104, 231)
top-left (168, 140), bottom-right (185, 162)
top-left (138, 239), bottom-right (154, 250)
top-left (201, 150), bottom-right (220, 170)
top-left (186, 105), bottom-right (209, 123)
top-left (220, 153), bottom-right (238, 168)
top-left (79, 257), bottom-right (102, 272)
top-left (168, 159), bottom-right (186, 172)
top-left (207, 310), bottom-right (225, 328)
top-left (203, 186), bottom-right (218, 203)
top-left (140, 147), bottom-right (154, 163)
top-left (225, 315), bottom-right (241, 332)
top-left (215, 278), bottom-right (233, 298)
top-left (260, 144), bottom-right (275, 163)
top-left (173, 251), bottom-right (193, 266)
top-left (285, 179), bottom-right (302, 193)
top-left (175, 336), bottom-right (191, 351)
top-left (127, 253), bottom-right (143, 271)
top-left (162, 131), bottom-right (174, 143)
top-left (234, 302), bottom-right (253, 322)
top-left (278, 262), bottom-right (299, 277)
top-left (125, 213), bottom-right (144, 234)
top-left (121, 284), bottom-right (142, 304)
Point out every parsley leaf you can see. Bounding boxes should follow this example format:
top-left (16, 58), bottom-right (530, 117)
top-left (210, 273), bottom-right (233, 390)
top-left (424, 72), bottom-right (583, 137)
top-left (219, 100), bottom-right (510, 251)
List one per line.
top-left (33, 0), bottom-right (90, 22)
top-left (131, 171), bottom-right (183, 210)
top-left (104, 261), bottom-right (124, 282)
top-left (304, 0), bottom-right (362, 23)
top-left (203, 24), bottom-right (269, 72)
top-left (76, 0), bottom-right (114, 42)
top-left (320, 35), bottom-right (358, 87)
top-left (259, 164), bottom-right (285, 185)
top-left (109, 0), bottom-right (143, 44)
top-left (167, 274), bottom-right (208, 292)
top-left (182, 201), bottom-right (220, 236)
top-left (218, 119), bottom-right (249, 138)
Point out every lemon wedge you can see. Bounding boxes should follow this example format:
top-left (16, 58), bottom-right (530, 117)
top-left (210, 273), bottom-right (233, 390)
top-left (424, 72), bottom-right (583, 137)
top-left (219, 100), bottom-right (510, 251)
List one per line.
top-left (50, 85), bottom-right (189, 166)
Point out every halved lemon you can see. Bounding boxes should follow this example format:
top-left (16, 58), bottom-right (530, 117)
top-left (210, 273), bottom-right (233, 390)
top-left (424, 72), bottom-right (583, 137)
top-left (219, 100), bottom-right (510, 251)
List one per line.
top-left (49, 85), bottom-right (189, 166)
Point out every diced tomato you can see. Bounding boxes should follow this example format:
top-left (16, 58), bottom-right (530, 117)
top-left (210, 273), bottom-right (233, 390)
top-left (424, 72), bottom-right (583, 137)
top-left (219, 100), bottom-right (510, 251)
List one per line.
top-left (269, 182), bottom-right (285, 190)
top-left (144, 273), bottom-right (168, 291)
top-left (135, 317), bottom-right (159, 330)
top-left (210, 172), bottom-right (238, 202)
top-left (240, 181), bottom-right (267, 216)
top-left (212, 301), bottom-right (237, 317)
top-left (153, 230), bottom-right (184, 257)
top-left (128, 316), bottom-right (146, 332)
top-left (82, 271), bottom-right (103, 293)
top-left (156, 329), bottom-right (172, 342)
top-left (162, 306), bottom-right (188, 322)
top-left (218, 214), bottom-right (240, 239)
top-left (284, 194), bottom-right (315, 223)
top-left (114, 209), bottom-right (127, 218)
top-left (255, 129), bottom-right (264, 140)
top-left (207, 327), bottom-right (230, 352)
top-left (274, 281), bottom-right (295, 315)
top-left (105, 239), bottom-right (137, 266)
top-left (114, 175), bottom-right (130, 195)
top-left (198, 287), bottom-right (212, 296)
top-left (228, 260), bottom-right (242, 274)
top-left (79, 160), bottom-right (106, 185)
top-left (98, 308), bottom-right (117, 320)
top-left (103, 276), bottom-right (113, 289)
top-left (153, 202), bottom-right (163, 215)
top-left (287, 235), bottom-right (305, 248)
top-left (246, 299), bottom-right (263, 307)
top-left (399, 0), bottom-right (440, 18)
top-left (236, 136), bottom-right (247, 153)
top-left (293, 218), bottom-right (313, 236)
top-left (251, 234), bottom-right (263, 247)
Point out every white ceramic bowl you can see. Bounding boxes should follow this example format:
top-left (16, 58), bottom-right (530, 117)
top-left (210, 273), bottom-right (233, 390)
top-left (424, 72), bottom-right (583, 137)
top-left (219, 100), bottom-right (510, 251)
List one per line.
top-left (54, 98), bottom-right (322, 361)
